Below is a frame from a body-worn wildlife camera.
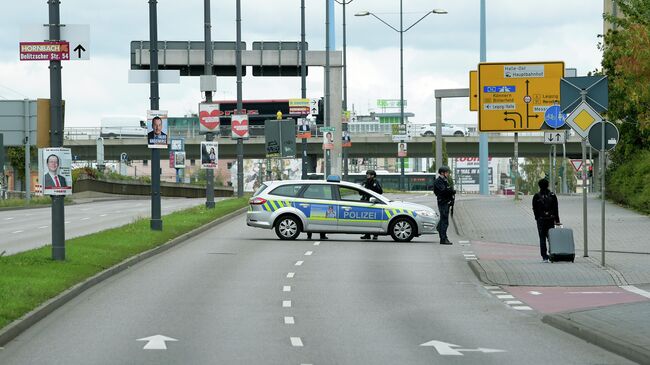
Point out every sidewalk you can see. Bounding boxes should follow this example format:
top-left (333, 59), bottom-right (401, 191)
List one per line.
top-left (453, 194), bottom-right (650, 364)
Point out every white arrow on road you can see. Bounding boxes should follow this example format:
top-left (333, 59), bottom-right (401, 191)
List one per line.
top-left (420, 340), bottom-right (506, 356)
top-left (137, 335), bottom-right (178, 350)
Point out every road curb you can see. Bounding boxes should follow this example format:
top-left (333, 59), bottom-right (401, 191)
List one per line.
top-left (467, 259), bottom-right (496, 285)
top-left (542, 313), bottom-right (650, 365)
top-left (0, 206), bottom-right (247, 347)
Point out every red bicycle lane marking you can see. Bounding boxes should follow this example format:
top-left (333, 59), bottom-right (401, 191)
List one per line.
top-left (504, 286), bottom-right (649, 314)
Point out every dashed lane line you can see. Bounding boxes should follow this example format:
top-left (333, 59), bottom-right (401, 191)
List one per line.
top-left (313, 241), bottom-right (320, 246)
top-left (290, 337), bottom-right (304, 347)
top-left (282, 300), bottom-right (292, 308)
top-left (11, 230), bottom-right (24, 234)
top-left (295, 261), bottom-right (304, 266)
top-left (283, 286), bottom-right (292, 292)
top-left (284, 316), bottom-right (295, 325)
top-left (304, 251), bottom-right (313, 256)
top-left (38, 225), bottom-right (48, 229)
top-left (286, 272), bottom-right (295, 278)
top-left (621, 285), bottom-right (650, 299)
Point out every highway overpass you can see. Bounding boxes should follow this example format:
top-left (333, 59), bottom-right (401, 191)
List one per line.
top-left (64, 134), bottom-right (585, 161)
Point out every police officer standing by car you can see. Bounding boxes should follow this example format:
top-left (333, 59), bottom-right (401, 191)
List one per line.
top-left (360, 170), bottom-right (383, 240)
top-left (433, 166), bottom-right (455, 245)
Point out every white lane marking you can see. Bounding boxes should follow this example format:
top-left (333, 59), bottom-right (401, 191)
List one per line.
top-left (484, 286), bottom-right (500, 290)
top-left (136, 335), bottom-right (178, 350)
top-left (459, 240), bottom-right (470, 244)
top-left (496, 295), bottom-right (515, 299)
top-left (462, 251), bottom-right (474, 254)
top-left (81, 217), bottom-right (90, 221)
top-left (420, 340), bottom-right (506, 356)
top-left (283, 286), bottom-right (292, 292)
top-left (314, 241), bottom-right (320, 246)
top-left (490, 291), bottom-right (508, 295)
top-left (284, 316), bottom-right (295, 324)
top-left (38, 225), bottom-right (48, 229)
top-left (282, 300), bottom-right (292, 308)
top-left (290, 337), bottom-right (304, 347)
top-left (621, 285), bottom-right (650, 299)
top-left (512, 306), bottom-right (533, 311)
top-left (463, 254), bottom-right (476, 258)
top-left (529, 291), bottom-right (542, 295)
top-left (99, 214), bottom-right (107, 217)
top-left (505, 300), bottom-right (524, 305)
top-left (4, 217), bottom-right (14, 220)
top-left (64, 221), bottom-right (71, 224)
top-left (465, 257), bottom-right (478, 260)
top-left (295, 261), bottom-right (304, 266)
top-left (286, 272), bottom-right (295, 278)
top-left (11, 230), bottom-right (24, 234)
top-left (304, 251), bottom-right (313, 256)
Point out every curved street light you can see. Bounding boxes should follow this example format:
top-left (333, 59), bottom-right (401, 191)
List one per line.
top-left (356, 5), bottom-right (447, 189)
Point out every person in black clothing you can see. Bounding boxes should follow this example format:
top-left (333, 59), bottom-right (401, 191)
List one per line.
top-left (433, 166), bottom-right (455, 245)
top-left (532, 178), bottom-right (560, 263)
top-left (360, 169), bottom-right (383, 240)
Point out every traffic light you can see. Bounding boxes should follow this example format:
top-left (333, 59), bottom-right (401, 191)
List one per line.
top-left (588, 165), bottom-right (593, 178)
top-left (315, 99), bottom-right (324, 124)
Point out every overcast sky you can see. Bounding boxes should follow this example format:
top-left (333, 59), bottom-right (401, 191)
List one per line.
top-left (2, 0), bottom-right (605, 128)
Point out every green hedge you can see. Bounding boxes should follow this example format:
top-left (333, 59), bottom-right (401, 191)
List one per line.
top-left (607, 149), bottom-right (650, 214)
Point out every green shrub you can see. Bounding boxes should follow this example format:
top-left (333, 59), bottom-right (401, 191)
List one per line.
top-left (606, 149), bottom-right (650, 214)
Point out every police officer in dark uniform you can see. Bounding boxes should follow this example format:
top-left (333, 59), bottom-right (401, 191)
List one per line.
top-left (360, 170), bottom-right (383, 240)
top-left (433, 166), bottom-right (455, 245)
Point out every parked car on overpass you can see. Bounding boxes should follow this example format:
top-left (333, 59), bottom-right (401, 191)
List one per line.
top-left (417, 123), bottom-right (468, 137)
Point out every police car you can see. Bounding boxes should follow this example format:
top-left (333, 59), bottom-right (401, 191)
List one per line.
top-left (247, 176), bottom-right (439, 242)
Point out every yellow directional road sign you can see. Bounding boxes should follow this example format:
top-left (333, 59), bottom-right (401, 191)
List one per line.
top-left (478, 61), bottom-right (564, 132)
top-left (469, 70), bottom-right (478, 111)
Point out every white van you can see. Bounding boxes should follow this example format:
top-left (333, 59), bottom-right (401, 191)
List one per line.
top-left (100, 116), bottom-right (147, 138)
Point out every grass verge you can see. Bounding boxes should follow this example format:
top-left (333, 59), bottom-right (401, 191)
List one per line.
top-left (0, 196), bottom-right (249, 330)
top-left (0, 196), bottom-right (72, 209)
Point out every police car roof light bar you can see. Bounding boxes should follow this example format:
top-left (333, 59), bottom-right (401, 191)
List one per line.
top-left (326, 175), bottom-right (341, 182)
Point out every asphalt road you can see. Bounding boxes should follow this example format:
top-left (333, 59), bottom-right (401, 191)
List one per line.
top-left (0, 211), bottom-right (632, 364)
top-left (0, 197), bottom-right (209, 255)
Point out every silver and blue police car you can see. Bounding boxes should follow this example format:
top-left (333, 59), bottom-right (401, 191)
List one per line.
top-left (247, 176), bottom-right (439, 242)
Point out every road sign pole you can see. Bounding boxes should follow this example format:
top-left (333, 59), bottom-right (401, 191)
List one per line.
top-left (582, 139), bottom-right (588, 257)
top-left (300, 0), bottom-right (308, 180)
top-left (204, 0), bottom-right (215, 209)
top-left (236, 0), bottom-right (244, 197)
top-left (514, 132), bottom-right (519, 199)
top-left (601, 120), bottom-right (606, 266)
top-left (23, 99), bottom-right (31, 203)
top-left (48, 0), bottom-right (66, 260)
top-left (562, 134), bottom-right (567, 194)
top-left (479, 0), bottom-right (489, 196)
top-left (149, 0), bottom-right (162, 231)
top-left (324, 0), bottom-right (331, 177)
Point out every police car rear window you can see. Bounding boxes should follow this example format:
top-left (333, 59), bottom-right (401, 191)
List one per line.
top-left (270, 184), bottom-right (304, 197)
top-left (253, 184), bottom-right (267, 197)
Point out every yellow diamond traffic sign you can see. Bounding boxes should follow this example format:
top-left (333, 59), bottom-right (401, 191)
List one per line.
top-left (565, 101), bottom-right (602, 138)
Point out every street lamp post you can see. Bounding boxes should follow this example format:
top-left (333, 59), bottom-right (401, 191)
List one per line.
top-left (357, 5), bottom-right (446, 190)
top-left (335, 0), bottom-right (353, 178)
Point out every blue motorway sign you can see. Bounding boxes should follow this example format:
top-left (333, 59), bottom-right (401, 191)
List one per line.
top-left (483, 85), bottom-right (516, 93)
top-left (544, 105), bottom-right (566, 129)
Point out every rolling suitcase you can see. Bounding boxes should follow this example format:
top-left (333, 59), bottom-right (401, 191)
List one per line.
top-left (548, 226), bottom-right (575, 262)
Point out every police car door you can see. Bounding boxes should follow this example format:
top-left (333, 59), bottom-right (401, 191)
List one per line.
top-left (300, 184), bottom-right (338, 232)
top-left (336, 185), bottom-right (383, 233)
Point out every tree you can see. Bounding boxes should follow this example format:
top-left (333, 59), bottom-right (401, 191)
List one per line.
top-left (6, 147), bottom-right (38, 190)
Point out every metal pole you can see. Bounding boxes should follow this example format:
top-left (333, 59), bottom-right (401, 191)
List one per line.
top-left (548, 146), bottom-right (553, 191)
top-left (342, 0), bottom-right (349, 178)
top-left (582, 139), bottom-right (588, 257)
top-left (514, 132), bottom-right (519, 199)
top-left (435, 97), bottom-right (442, 171)
top-left (204, 0), bottom-right (215, 208)
top-left (324, 0), bottom-right (331, 177)
top-left (589, 146), bottom-right (593, 192)
top-left (23, 99), bottom-right (31, 203)
top-left (149, 0), bottom-right (162, 231)
top-left (236, 0), bottom-right (243, 197)
top-left (479, 0), bottom-right (489, 195)
top-left (562, 133), bottom-right (567, 194)
top-left (399, 0), bottom-right (405, 190)
top-left (300, 0), bottom-right (308, 180)
top-left (601, 121), bottom-right (606, 266)
top-left (48, 0), bottom-right (66, 260)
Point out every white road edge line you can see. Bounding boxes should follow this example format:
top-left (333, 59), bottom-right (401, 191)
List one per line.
top-left (282, 300), bottom-right (292, 308)
top-left (286, 272), bottom-right (295, 278)
top-left (484, 286), bottom-right (500, 290)
top-left (512, 306), bottom-right (533, 311)
top-left (505, 300), bottom-right (524, 305)
top-left (283, 286), bottom-right (291, 292)
top-left (12, 230), bottom-right (24, 234)
top-left (284, 316), bottom-right (295, 324)
top-left (290, 337), bottom-right (304, 347)
top-left (295, 261), bottom-right (304, 266)
top-left (38, 226), bottom-right (48, 229)
top-left (304, 251), bottom-right (313, 256)
top-left (497, 295), bottom-right (515, 299)
top-left (490, 291), bottom-right (508, 295)
top-left (459, 240), bottom-right (470, 244)
top-left (621, 285), bottom-right (650, 299)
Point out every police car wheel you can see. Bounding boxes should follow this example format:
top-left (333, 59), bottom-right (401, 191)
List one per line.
top-left (275, 215), bottom-right (301, 240)
top-left (390, 218), bottom-right (415, 242)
